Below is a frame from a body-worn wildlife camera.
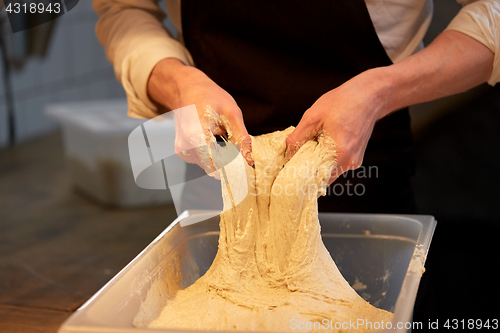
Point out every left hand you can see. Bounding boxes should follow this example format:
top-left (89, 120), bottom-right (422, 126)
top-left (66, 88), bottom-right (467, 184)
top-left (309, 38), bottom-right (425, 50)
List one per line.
top-left (286, 30), bottom-right (495, 186)
top-left (286, 68), bottom-right (389, 185)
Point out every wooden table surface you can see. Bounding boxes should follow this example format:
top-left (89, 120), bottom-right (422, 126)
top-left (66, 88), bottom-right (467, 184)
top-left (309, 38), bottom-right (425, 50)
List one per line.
top-left (0, 132), bottom-right (178, 332)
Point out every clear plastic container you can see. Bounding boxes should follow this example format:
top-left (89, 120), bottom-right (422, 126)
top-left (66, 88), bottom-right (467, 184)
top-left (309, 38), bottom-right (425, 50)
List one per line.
top-left (58, 210), bottom-right (436, 333)
top-left (46, 100), bottom-right (179, 206)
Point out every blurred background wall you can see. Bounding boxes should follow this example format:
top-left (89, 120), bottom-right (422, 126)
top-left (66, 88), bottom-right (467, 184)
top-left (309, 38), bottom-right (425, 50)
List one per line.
top-left (0, 1), bottom-right (179, 148)
top-left (0, 1), bottom-right (124, 147)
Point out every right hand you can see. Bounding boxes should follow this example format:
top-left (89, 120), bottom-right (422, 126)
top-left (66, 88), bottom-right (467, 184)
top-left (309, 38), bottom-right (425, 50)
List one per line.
top-left (147, 58), bottom-right (253, 173)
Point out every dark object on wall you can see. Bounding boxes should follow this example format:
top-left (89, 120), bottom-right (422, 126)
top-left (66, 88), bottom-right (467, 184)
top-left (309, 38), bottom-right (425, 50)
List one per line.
top-left (0, 37), bottom-right (15, 146)
top-left (64, 0), bottom-right (78, 12)
top-left (0, 8), bottom-right (16, 146)
top-left (0, 1), bottom-right (63, 146)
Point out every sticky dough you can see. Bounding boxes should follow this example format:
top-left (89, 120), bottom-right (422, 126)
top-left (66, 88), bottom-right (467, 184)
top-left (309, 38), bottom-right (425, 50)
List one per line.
top-left (135, 127), bottom-right (392, 332)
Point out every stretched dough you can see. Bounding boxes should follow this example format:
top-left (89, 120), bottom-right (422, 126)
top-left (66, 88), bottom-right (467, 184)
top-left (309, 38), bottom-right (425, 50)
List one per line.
top-left (135, 128), bottom-right (392, 332)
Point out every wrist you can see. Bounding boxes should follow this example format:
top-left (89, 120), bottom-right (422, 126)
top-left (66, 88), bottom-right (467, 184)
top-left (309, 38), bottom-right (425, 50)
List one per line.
top-left (353, 67), bottom-right (400, 120)
top-left (366, 65), bottom-right (414, 119)
top-left (147, 58), bottom-right (191, 110)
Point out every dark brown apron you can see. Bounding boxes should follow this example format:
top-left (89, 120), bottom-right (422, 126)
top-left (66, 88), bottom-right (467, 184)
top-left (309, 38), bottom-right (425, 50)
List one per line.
top-left (181, 0), bottom-right (417, 214)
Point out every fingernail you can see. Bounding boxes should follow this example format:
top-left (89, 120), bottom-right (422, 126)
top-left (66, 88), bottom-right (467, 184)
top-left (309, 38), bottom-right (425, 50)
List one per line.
top-left (246, 154), bottom-right (254, 166)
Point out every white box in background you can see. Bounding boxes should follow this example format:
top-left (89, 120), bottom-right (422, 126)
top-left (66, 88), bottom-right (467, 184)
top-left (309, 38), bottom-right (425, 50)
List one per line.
top-left (46, 100), bottom-right (185, 207)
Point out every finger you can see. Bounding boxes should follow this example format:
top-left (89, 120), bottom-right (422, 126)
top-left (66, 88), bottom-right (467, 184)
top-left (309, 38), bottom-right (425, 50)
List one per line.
top-left (175, 138), bottom-right (200, 165)
top-left (175, 145), bottom-right (212, 174)
top-left (175, 148), bottom-right (198, 164)
top-left (327, 175), bottom-right (337, 187)
top-left (285, 113), bottom-right (319, 163)
top-left (327, 154), bottom-right (363, 187)
top-left (327, 165), bottom-right (341, 186)
top-left (175, 136), bottom-right (219, 179)
top-left (221, 110), bottom-right (254, 166)
top-left (236, 133), bottom-right (253, 166)
top-left (337, 150), bottom-right (364, 173)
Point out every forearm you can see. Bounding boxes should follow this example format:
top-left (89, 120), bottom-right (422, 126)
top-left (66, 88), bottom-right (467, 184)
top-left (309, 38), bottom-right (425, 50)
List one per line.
top-left (147, 58), bottom-right (227, 111)
top-left (376, 30), bottom-right (494, 119)
top-left (93, 0), bottom-right (193, 118)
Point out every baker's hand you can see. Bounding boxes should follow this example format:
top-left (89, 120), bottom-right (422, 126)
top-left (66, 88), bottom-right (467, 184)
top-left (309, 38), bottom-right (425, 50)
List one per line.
top-left (285, 69), bottom-right (388, 185)
top-left (148, 58), bottom-right (253, 173)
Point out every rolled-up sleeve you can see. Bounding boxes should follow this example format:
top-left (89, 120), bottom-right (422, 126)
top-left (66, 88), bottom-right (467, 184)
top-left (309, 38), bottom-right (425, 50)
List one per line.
top-left (93, 0), bottom-right (193, 118)
top-left (447, 0), bottom-right (500, 85)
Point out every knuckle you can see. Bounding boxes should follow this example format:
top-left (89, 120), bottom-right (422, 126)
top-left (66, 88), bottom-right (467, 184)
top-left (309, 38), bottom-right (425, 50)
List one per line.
top-left (174, 140), bottom-right (184, 154)
top-left (222, 104), bottom-right (242, 118)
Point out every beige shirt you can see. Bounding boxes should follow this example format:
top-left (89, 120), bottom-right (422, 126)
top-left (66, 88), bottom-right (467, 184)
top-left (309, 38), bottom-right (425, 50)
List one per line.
top-left (93, 0), bottom-right (500, 119)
